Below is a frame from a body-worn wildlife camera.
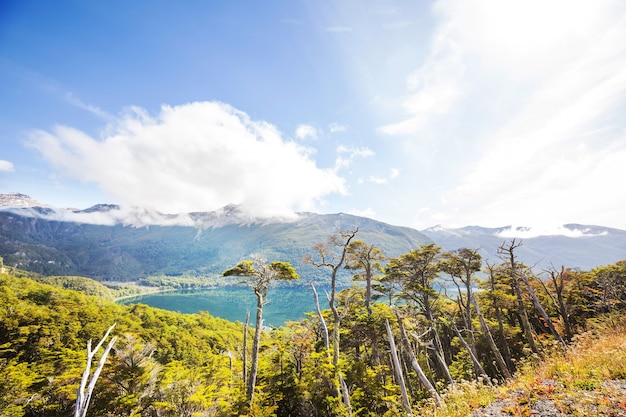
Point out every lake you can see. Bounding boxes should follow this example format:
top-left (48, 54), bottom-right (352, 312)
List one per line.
top-left (119, 286), bottom-right (323, 327)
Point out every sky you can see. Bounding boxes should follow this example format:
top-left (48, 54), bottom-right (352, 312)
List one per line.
top-left (1, 0), bottom-right (625, 231)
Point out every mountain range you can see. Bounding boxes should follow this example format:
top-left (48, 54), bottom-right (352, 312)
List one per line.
top-left (0, 192), bottom-right (623, 282)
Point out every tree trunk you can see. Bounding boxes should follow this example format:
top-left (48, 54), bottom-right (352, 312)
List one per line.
top-left (472, 295), bottom-right (512, 379)
top-left (310, 283), bottom-right (330, 350)
top-left (75, 324), bottom-right (117, 417)
top-left (520, 271), bottom-right (566, 347)
top-left (394, 310), bottom-right (443, 406)
top-left (385, 319), bottom-right (413, 415)
top-left (541, 267), bottom-right (574, 342)
top-left (425, 308), bottom-right (454, 387)
top-left (500, 241), bottom-right (540, 354)
top-left (339, 374), bottom-right (353, 416)
top-left (487, 264), bottom-right (514, 370)
top-left (243, 309), bottom-right (249, 387)
top-left (247, 292), bottom-right (263, 403)
top-left (451, 322), bottom-right (492, 384)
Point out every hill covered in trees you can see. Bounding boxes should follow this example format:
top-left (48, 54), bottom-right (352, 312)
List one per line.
top-left (0, 207), bottom-right (430, 282)
top-left (1, 234), bottom-right (625, 416)
top-left (2, 202), bottom-right (625, 284)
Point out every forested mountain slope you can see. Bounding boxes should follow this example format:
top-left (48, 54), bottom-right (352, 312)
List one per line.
top-left (0, 207), bottom-right (430, 281)
top-left (2, 198), bottom-right (625, 283)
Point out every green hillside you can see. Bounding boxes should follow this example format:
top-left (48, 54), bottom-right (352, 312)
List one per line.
top-left (0, 210), bottom-right (430, 282)
top-left (2, 247), bottom-right (625, 416)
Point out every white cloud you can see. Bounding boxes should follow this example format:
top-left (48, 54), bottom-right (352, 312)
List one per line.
top-left (369, 168), bottom-right (400, 184)
top-left (0, 160), bottom-right (14, 172)
top-left (26, 101), bottom-right (346, 217)
top-left (334, 145), bottom-right (375, 170)
top-left (295, 124), bottom-right (318, 140)
top-left (439, 1), bottom-right (626, 228)
top-left (379, 2), bottom-right (465, 135)
top-left (64, 92), bottom-right (112, 120)
top-left (393, 0), bottom-right (626, 229)
top-left (497, 225), bottom-right (609, 239)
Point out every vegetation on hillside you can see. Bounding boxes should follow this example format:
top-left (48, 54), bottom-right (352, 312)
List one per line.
top-left (0, 211), bottom-right (429, 282)
top-left (0, 234), bottom-right (625, 416)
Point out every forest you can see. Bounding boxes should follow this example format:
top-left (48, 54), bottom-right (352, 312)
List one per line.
top-left (1, 230), bottom-right (626, 417)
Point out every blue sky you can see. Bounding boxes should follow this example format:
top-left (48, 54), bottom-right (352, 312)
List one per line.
top-left (1, 0), bottom-right (625, 231)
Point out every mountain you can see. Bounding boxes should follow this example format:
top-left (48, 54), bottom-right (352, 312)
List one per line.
top-left (421, 224), bottom-right (626, 271)
top-left (0, 195), bottom-right (431, 281)
top-left (0, 192), bottom-right (47, 208)
top-left (1, 193), bottom-right (624, 281)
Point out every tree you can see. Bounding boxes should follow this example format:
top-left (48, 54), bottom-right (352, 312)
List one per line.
top-left (385, 243), bottom-right (454, 386)
top-left (498, 240), bottom-right (540, 354)
top-left (540, 266), bottom-right (574, 341)
top-left (223, 256), bottom-right (299, 404)
top-left (345, 240), bottom-right (385, 316)
top-left (303, 228), bottom-right (358, 414)
top-left (592, 261), bottom-right (626, 311)
top-left (440, 248), bottom-right (482, 361)
top-left (74, 324), bottom-right (117, 417)
top-left (302, 229), bottom-right (358, 368)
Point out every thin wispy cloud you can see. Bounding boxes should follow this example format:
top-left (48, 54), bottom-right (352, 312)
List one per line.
top-left (26, 101), bottom-right (346, 217)
top-left (63, 91), bottom-right (112, 120)
top-left (389, 0), bottom-right (626, 229)
top-left (368, 168), bottom-right (399, 184)
top-left (329, 123), bottom-right (348, 133)
top-left (13, 63), bottom-right (112, 120)
top-left (334, 145), bottom-right (374, 171)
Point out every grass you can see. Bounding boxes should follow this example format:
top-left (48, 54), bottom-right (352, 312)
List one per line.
top-left (413, 313), bottom-right (626, 416)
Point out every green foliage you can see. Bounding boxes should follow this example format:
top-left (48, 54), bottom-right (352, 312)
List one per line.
top-left (1, 243), bottom-right (625, 417)
top-left (0, 271), bottom-right (243, 416)
top-left (0, 210), bottom-right (430, 283)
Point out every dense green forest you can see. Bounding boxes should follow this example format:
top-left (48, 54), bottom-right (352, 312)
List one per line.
top-left (1, 234), bottom-right (625, 416)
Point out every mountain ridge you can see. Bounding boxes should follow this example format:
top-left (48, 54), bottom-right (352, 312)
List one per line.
top-left (1, 193), bottom-right (624, 277)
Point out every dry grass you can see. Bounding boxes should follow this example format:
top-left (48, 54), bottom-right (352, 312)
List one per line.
top-left (413, 313), bottom-right (626, 416)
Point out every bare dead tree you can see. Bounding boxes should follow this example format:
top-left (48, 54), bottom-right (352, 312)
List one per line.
top-left (74, 323), bottom-right (117, 417)
top-left (394, 309), bottom-right (443, 406)
top-left (519, 267), bottom-right (566, 347)
top-left (450, 321), bottom-right (492, 384)
top-left (470, 295), bottom-right (512, 379)
top-left (310, 282), bottom-right (330, 350)
top-left (385, 319), bottom-right (413, 415)
top-left (539, 266), bottom-right (573, 342)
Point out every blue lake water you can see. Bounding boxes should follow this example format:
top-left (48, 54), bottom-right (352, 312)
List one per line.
top-left (119, 286), bottom-right (322, 327)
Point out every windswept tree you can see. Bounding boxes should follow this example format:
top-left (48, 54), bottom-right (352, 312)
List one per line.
top-left (498, 240), bottom-right (540, 354)
top-left (385, 243), bottom-right (454, 385)
top-left (303, 228), bottom-right (358, 414)
top-left (345, 239), bottom-right (385, 316)
top-left (592, 261), bottom-right (626, 312)
top-left (440, 248), bottom-right (482, 357)
top-left (223, 256), bottom-right (299, 404)
top-left (302, 229), bottom-right (358, 368)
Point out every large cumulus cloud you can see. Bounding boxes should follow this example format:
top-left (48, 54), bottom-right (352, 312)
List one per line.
top-left (27, 101), bottom-right (346, 217)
